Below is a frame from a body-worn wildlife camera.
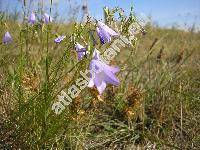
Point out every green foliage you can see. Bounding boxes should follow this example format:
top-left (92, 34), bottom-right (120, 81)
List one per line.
top-left (0, 4), bottom-right (200, 150)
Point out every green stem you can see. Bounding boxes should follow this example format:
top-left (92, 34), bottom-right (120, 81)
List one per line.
top-left (18, 30), bottom-right (24, 112)
top-left (44, 25), bottom-right (49, 125)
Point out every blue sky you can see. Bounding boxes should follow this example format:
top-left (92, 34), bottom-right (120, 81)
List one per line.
top-left (88, 0), bottom-right (200, 28)
top-left (1, 0), bottom-right (200, 28)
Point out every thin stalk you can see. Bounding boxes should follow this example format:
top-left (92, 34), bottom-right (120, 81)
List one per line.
top-left (180, 84), bottom-right (183, 149)
top-left (180, 100), bottom-right (183, 149)
top-left (44, 25), bottom-right (50, 128)
top-left (42, 24), bottom-right (50, 148)
top-left (18, 30), bottom-right (24, 112)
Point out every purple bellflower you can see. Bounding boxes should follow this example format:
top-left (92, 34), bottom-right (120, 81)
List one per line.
top-left (2, 31), bottom-right (12, 44)
top-left (96, 21), bottom-right (119, 44)
top-left (28, 12), bottom-right (36, 24)
top-left (75, 43), bottom-right (87, 60)
top-left (43, 13), bottom-right (53, 24)
top-left (54, 35), bottom-right (66, 44)
top-left (88, 50), bottom-right (120, 94)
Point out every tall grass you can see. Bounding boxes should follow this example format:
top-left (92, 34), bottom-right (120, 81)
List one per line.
top-left (0, 2), bottom-right (200, 150)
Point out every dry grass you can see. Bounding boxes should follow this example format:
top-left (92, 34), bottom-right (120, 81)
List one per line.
top-left (0, 9), bottom-right (200, 149)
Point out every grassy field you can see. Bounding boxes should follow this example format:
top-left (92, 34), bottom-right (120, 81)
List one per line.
top-left (0, 6), bottom-right (200, 149)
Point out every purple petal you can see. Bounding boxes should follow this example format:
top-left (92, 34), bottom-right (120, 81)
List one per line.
top-left (75, 43), bottom-right (84, 49)
top-left (77, 50), bottom-right (86, 60)
top-left (98, 21), bottom-right (119, 36)
top-left (88, 78), bottom-right (95, 87)
top-left (96, 27), bottom-right (112, 43)
top-left (43, 13), bottom-right (53, 24)
top-left (97, 27), bottom-right (106, 44)
top-left (28, 12), bottom-right (36, 24)
top-left (96, 81), bottom-right (107, 95)
top-left (94, 74), bottom-right (103, 87)
top-left (104, 65), bottom-right (120, 74)
top-left (96, 21), bottom-right (119, 44)
top-left (75, 43), bottom-right (87, 60)
top-left (90, 60), bottom-right (104, 74)
top-left (3, 32), bottom-right (12, 44)
top-left (54, 35), bottom-right (66, 44)
top-left (102, 29), bottom-right (112, 42)
top-left (89, 59), bottom-right (120, 94)
top-left (104, 69), bottom-right (120, 85)
top-left (93, 49), bottom-right (101, 60)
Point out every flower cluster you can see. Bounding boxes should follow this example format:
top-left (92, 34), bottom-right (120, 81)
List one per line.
top-left (2, 15), bottom-right (120, 95)
top-left (2, 12), bottom-right (53, 44)
top-left (28, 12), bottom-right (53, 24)
top-left (74, 22), bottom-right (120, 94)
top-left (52, 21), bottom-right (124, 114)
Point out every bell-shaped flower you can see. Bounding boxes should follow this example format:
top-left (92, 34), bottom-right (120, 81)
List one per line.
top-left (43, 13), bottom-right (53, 24)
top-left (54, 35), bottom-right (66, 44)
top-left (96, 21), bottom-right (119, 44)
top-left (75, 43), bottom-right (87, 60)
top-left (88, 51), bottom-right (120, 94)
top-left (2, 31), bottom-right (12, 44)
top-left (28, 12), bottom-right (36, 24)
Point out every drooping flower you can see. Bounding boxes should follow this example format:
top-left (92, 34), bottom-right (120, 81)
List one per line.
top-left (88, 51), bottom-right (120, 94)
top-left (96, 21), bottom-right (119, 44)
top-left (75, 43), bottom-right (87, 60)
top-left (43, 13), bottom-right (53, 24)
top-left (2, 31), bottom-right (12, 44)
top-left (28, 12), bottom-right (36, 24)
top-left (54, 35), bottom-right (66, 44)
